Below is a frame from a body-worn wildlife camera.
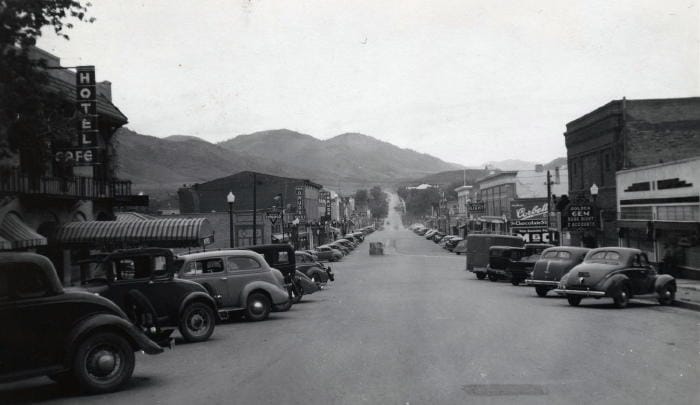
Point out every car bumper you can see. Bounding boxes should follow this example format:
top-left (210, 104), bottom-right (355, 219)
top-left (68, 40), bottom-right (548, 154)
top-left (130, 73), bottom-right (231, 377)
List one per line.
top-left (552, 288), bottom-right (606, 297)
top-left (525, 279), bottom-right (559, 287)
top-left (469, 267), bottom-right (486, 273)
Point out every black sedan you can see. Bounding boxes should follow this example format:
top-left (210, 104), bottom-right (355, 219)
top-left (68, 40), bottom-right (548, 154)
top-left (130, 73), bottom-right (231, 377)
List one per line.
top-left (525, 247), bottom-right (590, 296)
top-left (553, 247), bottom-right (676, 308)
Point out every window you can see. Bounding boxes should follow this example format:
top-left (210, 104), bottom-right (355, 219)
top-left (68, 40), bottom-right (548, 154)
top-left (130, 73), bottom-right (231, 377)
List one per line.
top-left (295, 254), bottom-right (304, 263)
top-left (557, 251), bottom-right (572, 259)
top-left (542, 251), bottom-right (558, 259)
top-left (590, 251), bottom-right (621, 262)
top-left (227, 257), bottom-right (262, 271)
top-left (657, 205), bottom-right (699, 221)
top-left (277, 251), bottom-right (289, 264)
top-left (640, 254), bottom-right (650, 267)
top-left (620, 206), bottom-right (653, 220)
top-left (605, 154), bottom-right (611, 171)
top-left (632, 255), bottom-right (641, 267)
top-left (184, 258), bottom-right (224, 275)
top-left (0, 263), bottom-right (51, 299)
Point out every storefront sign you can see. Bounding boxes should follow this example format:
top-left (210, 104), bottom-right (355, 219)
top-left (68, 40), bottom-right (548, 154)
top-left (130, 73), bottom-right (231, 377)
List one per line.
top-left (54, 148), bottom-right (99, 166)
top-left (510, 199), bottom-right (548, 228)
top-left (566, 201), bottom-right (597, 230)
top-left (511, 228), bottom-right (558, 244)
top-left (468, 201), bottom-right (485, 213)
top-left (75, 66), bottom-right (100, 159)
top-left (295, 186), bottom-right (304, 213)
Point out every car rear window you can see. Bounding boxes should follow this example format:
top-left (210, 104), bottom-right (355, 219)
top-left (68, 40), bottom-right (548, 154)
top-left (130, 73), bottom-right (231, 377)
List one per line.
top-left (542, 251), bottom-right (558, 259)
top-left (0, 263), bottom-right (50, 300)
top-left (589, 251), bottom-right (621, 262)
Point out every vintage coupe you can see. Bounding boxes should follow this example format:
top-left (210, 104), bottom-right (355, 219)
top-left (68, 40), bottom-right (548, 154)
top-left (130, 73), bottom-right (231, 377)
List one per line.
top-left (553, 247), bottom-right (676, 308)
top-left (315, 245), bottom-right (343, 262)
top-left (0, 253), bottom-right (163, 393)
top-left (525, 247), bottom-right (590, 296)
top-left (79, 248), bottom-right (217, 343)
top-left (295, 251), bottom-right (335, 284)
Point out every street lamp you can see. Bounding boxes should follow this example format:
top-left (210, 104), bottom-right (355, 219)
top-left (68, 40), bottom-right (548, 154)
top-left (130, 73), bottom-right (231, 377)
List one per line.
top-left (227, 191), bottom-right (235, 248)
top-left (590, 183), bottom-right (599, 202)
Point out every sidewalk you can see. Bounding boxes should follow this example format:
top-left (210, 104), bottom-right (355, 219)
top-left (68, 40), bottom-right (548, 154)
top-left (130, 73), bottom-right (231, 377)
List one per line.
top-left (674, 278), bottom-right (700, 311)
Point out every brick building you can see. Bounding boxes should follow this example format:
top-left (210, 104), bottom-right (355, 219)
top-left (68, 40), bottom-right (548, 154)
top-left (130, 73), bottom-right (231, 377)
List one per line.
top-left (178, 171), bottom-right (325, 248)
top-left (564, 97), bottom-right (700, 248)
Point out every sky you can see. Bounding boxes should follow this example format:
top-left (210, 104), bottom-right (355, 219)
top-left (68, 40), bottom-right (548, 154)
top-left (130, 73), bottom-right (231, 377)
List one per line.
top-left (37, 0), bottom-right (700, 167)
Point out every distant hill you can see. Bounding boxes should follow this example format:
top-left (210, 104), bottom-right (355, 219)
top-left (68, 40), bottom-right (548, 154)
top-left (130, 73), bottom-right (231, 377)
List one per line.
top-left (114, 128), bottom-right (463, 202)
top-left (397, 169), bottom-right (490, 189)
top-left (485, 157), bottom-right (567, 171)
top-left (218, 129), bottom-right (463, 186)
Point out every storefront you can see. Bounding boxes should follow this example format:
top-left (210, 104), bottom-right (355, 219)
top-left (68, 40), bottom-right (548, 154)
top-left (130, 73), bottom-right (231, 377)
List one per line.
top-left (617, 158), bottom-right (700, 278)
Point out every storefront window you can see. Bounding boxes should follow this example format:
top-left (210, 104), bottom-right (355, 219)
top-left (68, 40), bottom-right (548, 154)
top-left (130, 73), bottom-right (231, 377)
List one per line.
top-left (620, 206), bottom-right (653, 220)
top-left (657, 205), bottom-right (699, 221)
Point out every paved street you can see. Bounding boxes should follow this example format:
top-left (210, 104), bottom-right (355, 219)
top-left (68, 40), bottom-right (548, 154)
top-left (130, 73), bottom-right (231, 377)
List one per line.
top-left (2, 204), bottom-right (699, 404)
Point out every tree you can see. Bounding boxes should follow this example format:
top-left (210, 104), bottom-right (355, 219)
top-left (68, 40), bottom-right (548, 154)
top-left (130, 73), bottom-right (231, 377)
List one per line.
top-left (368, 186), bottom-right (388, 219)
top-left (0, 0), bottom-right (94, 177)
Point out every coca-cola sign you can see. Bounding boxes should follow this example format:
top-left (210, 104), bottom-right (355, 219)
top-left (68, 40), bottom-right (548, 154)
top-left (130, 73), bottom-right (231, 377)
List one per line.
top-left (510, 198), bottom-right (548, 228)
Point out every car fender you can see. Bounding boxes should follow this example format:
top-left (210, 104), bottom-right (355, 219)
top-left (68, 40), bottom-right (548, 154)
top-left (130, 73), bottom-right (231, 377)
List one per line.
top-left (600, 274), bottom-right (630, 296)
top-left (66, 313), bottom-right (163, 367)
top-left (654, 275), bottom-right (676, 293)
top-left (178, 291), bottom-right (217, 314)
top-left (308, 266), bottom-right (325, 281)
top-left (240, 280), bottom-right (289, 305)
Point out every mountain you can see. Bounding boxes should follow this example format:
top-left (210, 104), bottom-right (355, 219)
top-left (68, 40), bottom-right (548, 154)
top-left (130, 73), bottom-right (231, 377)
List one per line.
top-left (218, 129), bottom-right (463, 186)
top-left (114, 128), bottom-right (463, 202)
top-left (397, 169), bottom-right (491, 189)
top-left (485, 157), bottom-right (567, 171)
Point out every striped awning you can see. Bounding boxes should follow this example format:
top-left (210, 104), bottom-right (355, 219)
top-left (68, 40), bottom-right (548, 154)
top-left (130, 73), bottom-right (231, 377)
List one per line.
top-left (56, 218), bottom-right (213, 248)
top-left (0, 213), bottom-right (48, 250)
top-left (115, 212), bottom-right (156, 222)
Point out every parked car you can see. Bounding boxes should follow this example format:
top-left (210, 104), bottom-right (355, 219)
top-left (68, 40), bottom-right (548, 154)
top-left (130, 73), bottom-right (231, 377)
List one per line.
top-left (424, 230), bottom-right (438, 239)
top-left (316, 245), bottom-right (343, 262)
top-left (445, 237), bottom-right (463, 251)
top-left (553, 247), bottom-right (676, 308)
top-left (351, 232), bottom-right (365, 242)
top-left (0, 252), bottom-right (164, 393)
top-left (243, 244), bottom-right (305, 304)
top-left (335, 239), bottom-right (356, 250)
top-left (303, 249), bottom-right (320, 261)
top-left (295, 270), bottom-right (321, 296)
top-left (486, 246), bottom-right (528, 284)
top-left (526, 247), bottom-right (590, 297)
top-left (466, 234), bottom-right (524, 279)
top-left (174, 250), bottom-right (291, 321)
top-left (328, 242), bottom-right (350, 255)
top-left (432, 232), bottom-right (446, 243)
top-left (295, 251), bottom-right (335, 283)
top-left (79, 248), bottom-right (217, 343)
top-left (453, 239), bottom-right (467, 255)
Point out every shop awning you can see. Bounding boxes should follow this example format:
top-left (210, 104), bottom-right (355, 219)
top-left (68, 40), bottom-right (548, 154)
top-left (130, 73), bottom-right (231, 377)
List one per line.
top-left (56, 218), bottom-right (213, 248)
top-left (115, 212), bottom-right (156, 222)
top-left (0, 213), bottom-right (47, 250)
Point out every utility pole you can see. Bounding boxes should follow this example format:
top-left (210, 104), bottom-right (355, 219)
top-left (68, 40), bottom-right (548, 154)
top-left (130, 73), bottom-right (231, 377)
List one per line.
top-left (252, 172), bottom-right (257, 245)
top-left (546, 170), bottom-right (553, 244)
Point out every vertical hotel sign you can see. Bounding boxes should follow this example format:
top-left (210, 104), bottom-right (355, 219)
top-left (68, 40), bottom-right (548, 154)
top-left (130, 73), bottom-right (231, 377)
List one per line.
top-left (55, 66), bottom-right (99, 166)
top-left (320, 191), bottom-right (331, 220)
top-left (295, 186), bottom-right (306, 223)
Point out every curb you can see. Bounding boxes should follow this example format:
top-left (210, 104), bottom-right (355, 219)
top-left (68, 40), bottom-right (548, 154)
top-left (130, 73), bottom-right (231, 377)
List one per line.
top-left (672, 300), bottom-right (700, 312)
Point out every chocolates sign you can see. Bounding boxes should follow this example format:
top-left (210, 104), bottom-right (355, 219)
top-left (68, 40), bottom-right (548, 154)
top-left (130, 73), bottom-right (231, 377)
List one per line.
top-left (510, 199), bottom-right (548, 228)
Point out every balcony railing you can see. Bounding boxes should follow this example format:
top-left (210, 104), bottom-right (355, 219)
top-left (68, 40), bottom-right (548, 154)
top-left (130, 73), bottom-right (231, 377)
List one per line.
top-left (0, 169), bottom-right (132, 199)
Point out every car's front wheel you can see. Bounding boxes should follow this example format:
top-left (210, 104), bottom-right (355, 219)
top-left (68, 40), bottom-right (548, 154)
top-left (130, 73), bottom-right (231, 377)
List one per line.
top-left (535, 286), bottom-right (549, 297)
top-left (613, 285), bottom-right (630, 308)
top-left (245, 292), bottom-right (271, 321)
top-left (179, 302), bottom-right (216, 342)
top-left (657, 284), bottom-right (675, 305)
top-left (476, 272), bottom-right (486, 280)
top-left (488, 273), bottom-right (498, 282)
top-left (71, 332), bottom-right (135, 393)
top-left (567, 296), bottom-right (582, 306)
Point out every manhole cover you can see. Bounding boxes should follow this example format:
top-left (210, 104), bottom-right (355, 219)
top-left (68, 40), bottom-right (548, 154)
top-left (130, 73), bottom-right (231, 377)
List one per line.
top-left (462, 384), bottom-right (547, 396)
